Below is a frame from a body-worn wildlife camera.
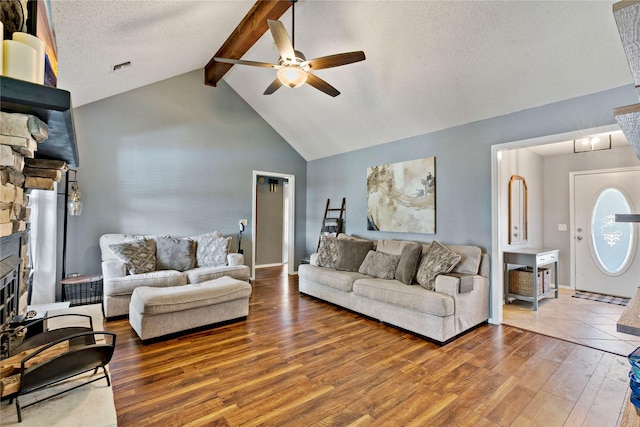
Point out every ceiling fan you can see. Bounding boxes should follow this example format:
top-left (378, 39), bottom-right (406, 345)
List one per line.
top-left (213, 0), bottom-right (365, 97)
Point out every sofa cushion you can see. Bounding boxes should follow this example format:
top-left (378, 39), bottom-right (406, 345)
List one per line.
top-left (395, 243), bottom-right (422, 285)
top-left (104, 270), bottom-right (187, 296)
top-left (186, 265), bottom-right (251, 284)
top-left (317, 235), bottom-right (340, 269)
top-left (415, 241), bottom-right (461, 290)
top-left (298, 264), bottom-right (368, 292)
top-left (376, 239), bottom-right (416, 256)
top-left (335, 238), bottom-right (374, 272)
top-left (421, 244), bottom-right (482, 275)
top-left (352, 278), bottom-right (454, 317)
top-left (130, 276), bottom-right (252, 316)
top-left (156, 236), bottom-right (196, 271)
top-left (108, 239), bottom-right (156, 274)
top-left (448, 245), bottom-right (482, 275)
top-left (192, 232), bottom-right (230, 267)
top-left (358, 251), bottom-right (400, 280)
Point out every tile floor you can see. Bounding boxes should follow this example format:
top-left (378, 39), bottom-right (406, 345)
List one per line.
top-left (503, 287), bottom-right (640, 357)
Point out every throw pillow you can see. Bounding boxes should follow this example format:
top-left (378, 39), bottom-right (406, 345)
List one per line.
top-left (192, 233), bottom-right (231, 267)
top-left (155, 236), bottom-right (196, 271)
top-left (358, 250), bottom-right (400, 279)
top-left (334, 238), bottom-right (374, 272)
top-left (395, 242), bottom-right (422, 285)
top-left (317, 234), bottom-right (340, 269)
top-left (415, 241), bottom-right (462, 290)
top-left (109, 239), bottom-right (156, 274)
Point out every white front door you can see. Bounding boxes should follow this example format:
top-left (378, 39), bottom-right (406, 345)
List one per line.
top-left (572, 168), bottom-right (640, 298)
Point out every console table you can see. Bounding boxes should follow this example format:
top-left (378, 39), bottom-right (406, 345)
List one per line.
top-left (504, 248), bottom-right (559, 311)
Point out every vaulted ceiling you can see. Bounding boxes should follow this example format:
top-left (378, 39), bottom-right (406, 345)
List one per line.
top-left (52, 1), bottom-right (634, 161)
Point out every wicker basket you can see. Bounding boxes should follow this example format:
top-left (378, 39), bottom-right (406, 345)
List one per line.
top-left (508, 267), bottom-right (550, 296)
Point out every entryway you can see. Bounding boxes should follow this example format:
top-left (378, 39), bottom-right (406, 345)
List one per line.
top-left (251, 170), bottom-right (296, 280)
top-left (491, 126), bottom-right (634, 319)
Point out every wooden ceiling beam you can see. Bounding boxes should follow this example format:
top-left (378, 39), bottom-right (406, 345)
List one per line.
top-left (204, 0), bottom-right (292, 87)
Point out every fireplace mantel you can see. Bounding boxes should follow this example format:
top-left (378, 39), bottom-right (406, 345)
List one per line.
top-left (0, 76), bottom-right (78, 168)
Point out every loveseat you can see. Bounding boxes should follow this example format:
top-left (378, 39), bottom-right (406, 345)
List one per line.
top-left (100, 231), bottom-right (250, 318)
top-left (298, 236), bottom-right (490, 343)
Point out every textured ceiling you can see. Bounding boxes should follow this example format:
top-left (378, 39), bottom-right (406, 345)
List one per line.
top-left (52, 1), bottom-right (634, 161)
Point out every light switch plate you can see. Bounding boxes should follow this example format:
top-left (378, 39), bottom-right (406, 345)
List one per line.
top-left (558, 224), bottom-right (567, 231)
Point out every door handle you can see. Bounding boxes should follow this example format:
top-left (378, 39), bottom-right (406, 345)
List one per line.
top-left (576, 236), bottom-right (583, 241)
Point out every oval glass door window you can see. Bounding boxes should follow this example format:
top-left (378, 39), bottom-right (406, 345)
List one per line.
top-left (590, 188), bottom-right (634, 274)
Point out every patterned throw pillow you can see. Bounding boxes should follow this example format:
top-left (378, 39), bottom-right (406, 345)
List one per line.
top-left (358, 250), bottom-right (400, 280)
top-left (192, 233), bottom-right (230, 267)
top-left (109, 239), bottom-right (156, 274)
top-left (155, 236), bottom-right (196, 271)
top-left (317, 234), bottom-right (340, 269)
top-left (415, 241), bottom-right (461, 290)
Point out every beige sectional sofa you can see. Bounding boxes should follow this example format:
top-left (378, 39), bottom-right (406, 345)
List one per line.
top-left (100, 232), bottom-right (250, 318)
top-left (298, 237), bottom-right (490, 343)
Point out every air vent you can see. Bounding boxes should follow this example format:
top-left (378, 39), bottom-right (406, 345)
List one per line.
top-left (112, 61), bottom-right (132, 73)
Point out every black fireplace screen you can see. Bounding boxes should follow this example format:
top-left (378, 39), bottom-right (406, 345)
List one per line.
top-left (0, 254), bottom-right (21, 327)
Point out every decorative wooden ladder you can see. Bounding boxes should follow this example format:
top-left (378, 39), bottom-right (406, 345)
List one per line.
top-left (317, 198), bottom-right (346, 250)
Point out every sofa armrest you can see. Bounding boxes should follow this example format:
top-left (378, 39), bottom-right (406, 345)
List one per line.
top-left (434, 273), bottom-right (475, 295)
top-left (102, 260), bottom-right (127, 281)
top-left (227, 253), bottom-right (244, 266)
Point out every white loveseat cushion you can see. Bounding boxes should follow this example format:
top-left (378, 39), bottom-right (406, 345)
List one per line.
top-left (185, 265), bottom-right (250, 284)
top-left (104, 270), bottom-right (187, 296)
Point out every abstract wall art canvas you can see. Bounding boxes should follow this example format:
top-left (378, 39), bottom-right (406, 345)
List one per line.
top-left (367, 157), bottom-right (436, 233)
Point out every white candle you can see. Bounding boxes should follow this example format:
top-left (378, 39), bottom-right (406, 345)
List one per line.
top-left (12, 32), bottom-right (45, 84)
top-left (3, 40), bottom-right (38, 83)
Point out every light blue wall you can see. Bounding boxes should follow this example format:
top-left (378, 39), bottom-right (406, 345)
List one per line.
top-left (306, 84), bottom-right (638, 255)
top-left (65, 70), bottom-right (307, 276)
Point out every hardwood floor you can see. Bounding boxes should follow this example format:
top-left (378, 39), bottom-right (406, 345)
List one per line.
top-left (105, 266), bottom-right (631, 426)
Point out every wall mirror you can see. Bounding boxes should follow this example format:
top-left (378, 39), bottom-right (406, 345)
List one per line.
top-left (508, 175), bottom-right (528, 244)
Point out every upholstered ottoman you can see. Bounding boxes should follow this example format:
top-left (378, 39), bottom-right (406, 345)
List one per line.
top-left (129, 276), bottom-right (252, 341)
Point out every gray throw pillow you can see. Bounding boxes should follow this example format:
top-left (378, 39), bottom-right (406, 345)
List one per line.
top-left (155, 236), bottom-right (196, 271)
top-left (415, 241), bottom-right (461, 290)
top-left (358, 250), bottom-right (400, 279)
top-left (108, 239), bottom-right (156, 274)
top-left (317, 234), bottom-right (339, 268)
top-left (335, 238), bottom-right (374, 272)
top-left (395, 243), bottom-right (422, 285)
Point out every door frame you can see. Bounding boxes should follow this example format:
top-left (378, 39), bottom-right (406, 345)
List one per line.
top-left (569, 165), bottom-right (640, 291)
top-left (490, 124), bottom-right (619, 325)
top-left (251, 170), bottom-right (295, 280)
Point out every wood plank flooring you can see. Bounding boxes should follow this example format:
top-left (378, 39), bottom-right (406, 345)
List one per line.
top-left (105, 266), bottom-right (632, 426)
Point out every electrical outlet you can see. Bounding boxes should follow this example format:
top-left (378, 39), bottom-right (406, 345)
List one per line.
top-left (240, 219), bottom-right (248, 227)
top-left (558, 224), bottom-right (567, 231)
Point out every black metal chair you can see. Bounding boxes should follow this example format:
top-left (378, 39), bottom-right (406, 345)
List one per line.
top-left (10, 314), bottom-right (95, 354)
top-left (9, 331), bottom-right (116, 422)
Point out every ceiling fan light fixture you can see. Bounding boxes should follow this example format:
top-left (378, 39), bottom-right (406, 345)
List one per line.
top-left (277, 66), bottom-right (307, 88)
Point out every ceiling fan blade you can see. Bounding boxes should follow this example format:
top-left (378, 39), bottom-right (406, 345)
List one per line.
top-left (306, 73), bottom-right (340, 97)
top-left (304, 51), bottom-right (366, 70)
top-left (268, 19), bottom-right (296, 63)
top-left (214, 57), bottom-right (279, 69)
top-left (264, 78), bottom-right (283, 95)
